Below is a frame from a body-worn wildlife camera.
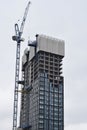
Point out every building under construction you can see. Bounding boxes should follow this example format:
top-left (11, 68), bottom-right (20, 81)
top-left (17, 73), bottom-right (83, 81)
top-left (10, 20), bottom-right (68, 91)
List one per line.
top-left (19, 34), bottom-right (65, 130)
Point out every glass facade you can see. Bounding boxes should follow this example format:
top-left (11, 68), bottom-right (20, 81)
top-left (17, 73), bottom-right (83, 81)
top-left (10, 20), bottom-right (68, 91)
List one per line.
top-left (20, 51), bottom-right (64, 130)
top-left (38, 73), bottom-right (64, 130)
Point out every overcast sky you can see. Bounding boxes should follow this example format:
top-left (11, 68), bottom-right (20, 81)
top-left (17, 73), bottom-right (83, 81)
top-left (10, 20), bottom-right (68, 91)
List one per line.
top-left (0, 0), bottom-right (87, 130)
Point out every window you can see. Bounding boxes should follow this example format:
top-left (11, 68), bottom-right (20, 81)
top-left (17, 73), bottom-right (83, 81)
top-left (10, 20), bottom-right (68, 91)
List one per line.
top-left (59, 116), bottom-right (62, 120)
top-left (39, 73), bottom-right (44, 77)
top-left (54, 128), bottom-right (58, 130)
top-left (54, 115), bottom-right (58, 120)
top-left (39, 86), bottom-right (44, 91)
top-left (39, 105), bottom-right (44, 109)
top-left (59, 99), bottom-right (63, 105)
top-left (40, 90), bottom-right (44, 95)
top-left (39, 109), bottom-right (44, 114)
top-left (54, 112), bottom-right (58, 116)
top-left (54, 98), bottom-right (58, 102)
top-left (40, 99), bottom-right (44, 104)
top-left (39, 115), bottom-right (44, 119)
top-left (59, 84), bottom-right (63, 93)
top-left (54, 101), bottom-right (58, 106)
top-left (54, 87), bottom-right (58, 92)
top-left (54, 121), bottom-right (58, 126)
top-left (59, 122), bottom-right (62, 125)
top-left (54, 106), bottom-right (58, 111)
top-left (54, 93), bottom-right (58, 98)
top-left (39, 95), bottom-right (44, 99)
top-left (39, 123), bottom-right (44, 128)
top-left (45, 92), bottom-right (49, 97)
top-left (40, 81), bottom-right (44, 86)
top-left (39, 119), bottom-right (44, 123)
top-left (59, 108), bottom-right (62, 113)
top-left (59, 94), bottom-right (62, 99)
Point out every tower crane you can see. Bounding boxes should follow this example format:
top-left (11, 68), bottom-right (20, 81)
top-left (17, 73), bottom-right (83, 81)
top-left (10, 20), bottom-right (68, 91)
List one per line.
top-left (12, 1), bottom-right (31, 130)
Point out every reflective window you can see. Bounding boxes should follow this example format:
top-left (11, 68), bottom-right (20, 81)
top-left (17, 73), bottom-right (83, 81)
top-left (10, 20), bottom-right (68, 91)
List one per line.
top-left (54, 93), bottom-right (58, 98)
top-left (40, 99), bottom-right (44, 104)
top-left (39, 105), bottom-right (44, 109)
top-left (39, 86), bottom-right (44, 90)
top-left (39, 115), bottom-right (44, 118)
top-left (59, 84), bottom-right (63, 93)
top-left (40, 90), bottom-right (44, 95)
top-left (39, 95), bottom-right (44, 100)
top-left (39, 123), bottom-right (44, 128)
top-left (39, 119), bottom-right (44, 123)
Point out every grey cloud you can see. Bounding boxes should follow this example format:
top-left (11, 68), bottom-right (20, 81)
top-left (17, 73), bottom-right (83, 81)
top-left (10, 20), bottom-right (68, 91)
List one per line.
top-left (1, 0), bottom-right (87, 130)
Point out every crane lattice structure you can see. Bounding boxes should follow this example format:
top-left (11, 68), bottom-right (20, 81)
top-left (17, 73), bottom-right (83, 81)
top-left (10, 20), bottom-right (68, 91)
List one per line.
top-left (12, 1), bottom-right (31, 130)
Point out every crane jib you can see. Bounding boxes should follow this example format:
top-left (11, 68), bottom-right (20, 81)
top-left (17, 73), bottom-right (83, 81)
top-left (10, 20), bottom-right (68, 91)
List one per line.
top-left (20, 1), bottom-right (31, 34)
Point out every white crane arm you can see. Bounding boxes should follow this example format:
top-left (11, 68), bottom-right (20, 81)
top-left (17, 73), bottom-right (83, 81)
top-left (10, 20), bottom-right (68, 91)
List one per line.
top-left (20, 1), bottom-right (31, 36)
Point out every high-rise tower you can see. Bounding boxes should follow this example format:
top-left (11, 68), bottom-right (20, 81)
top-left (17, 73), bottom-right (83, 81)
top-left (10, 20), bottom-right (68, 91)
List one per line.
top-left (19, 34), bottom-right (65, 130)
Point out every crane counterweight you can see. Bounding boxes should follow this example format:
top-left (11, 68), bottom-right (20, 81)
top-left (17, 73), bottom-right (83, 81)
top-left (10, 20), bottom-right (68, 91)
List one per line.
top-left (12, 36), bottom-right (24, 42)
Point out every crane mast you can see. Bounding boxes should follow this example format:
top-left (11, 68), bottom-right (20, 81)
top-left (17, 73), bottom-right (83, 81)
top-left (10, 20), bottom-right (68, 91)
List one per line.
top-left (12, 2), bottom-right (31, 130)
